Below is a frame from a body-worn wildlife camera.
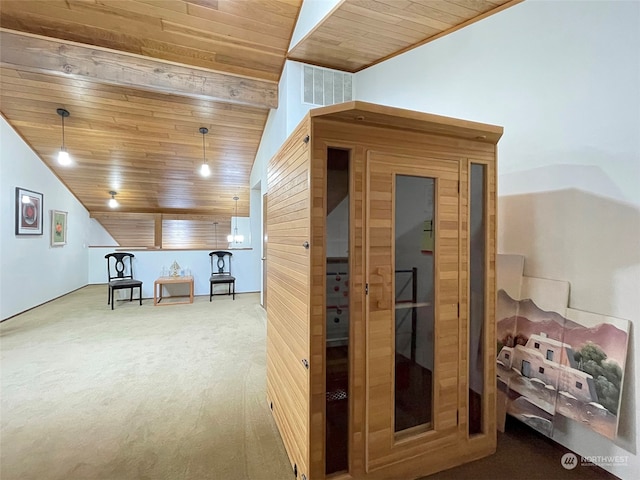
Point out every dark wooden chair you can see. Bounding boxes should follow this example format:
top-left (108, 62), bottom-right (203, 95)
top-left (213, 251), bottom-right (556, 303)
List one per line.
top-left (105, 252), bottom-right (143, 310)
top-left (209, 251), bottom-right (235, 301)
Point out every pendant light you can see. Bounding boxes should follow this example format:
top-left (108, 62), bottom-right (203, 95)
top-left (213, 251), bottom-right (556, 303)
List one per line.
top-left (227, 196), bottom-right (244, 244)
top-left (199, 127), bottom-right (211, 177)
top-left (213, 221), bottom-right (219, 249)
top-left (56, 108), bottom-right (71, 166)
top-left (108, 191), bottom-right (118, 209)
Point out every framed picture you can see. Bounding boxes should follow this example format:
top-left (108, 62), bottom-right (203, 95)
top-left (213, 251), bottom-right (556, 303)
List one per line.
top-left (51, 210), bottom-right (68, 246)
top-left (15, 187), bottom-right (43, 235)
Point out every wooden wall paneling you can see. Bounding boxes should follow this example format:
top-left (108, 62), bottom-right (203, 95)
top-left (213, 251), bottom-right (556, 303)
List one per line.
top-left (308, 126), bottom-right (369, 477)
top-left (364, 155), bottom-right (395, 466)
top-left (92, 212), bottom-right (155, 247)
top-left (310, 119), bottom-right (496, 167)
top-left (308, 123), bottom-right (326, 479)
top-left (310, 102), bottom-right (503, 144)
top-left (268, 104), bottom-right (500, 479)
top-left (487, 157), bottom-right (497, 438)
top-left (154, 214), bottom-right (163, 248)
top-left (458, 160), bottom-right (469, 436)
top-left (92, 213), bottom-right (233, 249)
top-left (161, 217), bottom-right (232, 250)
top-left (307, 133), bottom-right (368, 478)
top-left (349, 144), bottom-right (367, 476)
top-left (308, 110), bottom-right (499, 479)
top-left (266, 118), bottom-right (311, 479)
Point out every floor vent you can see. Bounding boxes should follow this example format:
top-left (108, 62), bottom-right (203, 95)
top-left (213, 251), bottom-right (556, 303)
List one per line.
top-left (303, 65), bottom-right (353, 106)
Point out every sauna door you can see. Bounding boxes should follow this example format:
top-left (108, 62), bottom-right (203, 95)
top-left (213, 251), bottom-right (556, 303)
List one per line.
top-left (366, 152), bottom-right (461, 470)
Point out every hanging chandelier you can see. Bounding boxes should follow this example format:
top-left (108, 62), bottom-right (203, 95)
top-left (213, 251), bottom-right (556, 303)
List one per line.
top-left (227, 196), bottom-right (244, 244)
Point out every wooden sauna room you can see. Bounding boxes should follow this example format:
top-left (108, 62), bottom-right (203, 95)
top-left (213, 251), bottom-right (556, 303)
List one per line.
top-left (265, 101), bottom-right (503, 480)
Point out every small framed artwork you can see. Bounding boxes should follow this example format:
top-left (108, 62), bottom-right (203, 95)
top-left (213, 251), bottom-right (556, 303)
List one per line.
top-left (15, 187), bottom-right (43, 235)
top-left (51, 210), bottom-right (68, 246)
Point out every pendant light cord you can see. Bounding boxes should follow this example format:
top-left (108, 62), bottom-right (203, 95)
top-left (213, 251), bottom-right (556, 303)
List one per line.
top-left (61, 114), bottom-right (65, 149)
top-left (202, 130), bottom-right (206, 164)
top-left (233, 196), bottom-right (239, 240)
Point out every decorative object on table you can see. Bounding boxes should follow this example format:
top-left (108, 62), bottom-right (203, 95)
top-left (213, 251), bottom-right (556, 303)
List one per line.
top-left (15, 187), bottom-right (43, 235)
top-left (50, 210), bottom-right (68, 246)
top-left (169, 260), bottom-right (182, 277)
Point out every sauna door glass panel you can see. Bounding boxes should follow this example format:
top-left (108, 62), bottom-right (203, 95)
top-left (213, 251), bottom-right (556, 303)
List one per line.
top-left (394, 175), bottom-right (435, 433)
top-left (326, 148), bottom-right (350, 475)
top-left (469, 163), bottom-right (486, 435)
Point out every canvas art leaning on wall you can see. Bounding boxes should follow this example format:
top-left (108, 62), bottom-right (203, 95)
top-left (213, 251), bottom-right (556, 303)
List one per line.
top-left (496, 254), bottom-right (629, 440)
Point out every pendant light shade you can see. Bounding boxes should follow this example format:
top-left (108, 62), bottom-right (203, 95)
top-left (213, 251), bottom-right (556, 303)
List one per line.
top-left (199, 127), bottom-right (211, 177)
top-left (108, 191), bottom-right (118, 209)
top-left (56, 108), bottom-right (72, 166)
top-left (228, 196), bottom-right (244, 244)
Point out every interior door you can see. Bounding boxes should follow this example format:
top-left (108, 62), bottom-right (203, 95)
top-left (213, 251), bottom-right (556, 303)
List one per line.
top-left (366, 151), bottom-right (461, 470)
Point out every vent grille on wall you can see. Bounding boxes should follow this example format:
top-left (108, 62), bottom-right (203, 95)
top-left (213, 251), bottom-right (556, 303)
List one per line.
top-left (303, 65), bottom-right (353, 106)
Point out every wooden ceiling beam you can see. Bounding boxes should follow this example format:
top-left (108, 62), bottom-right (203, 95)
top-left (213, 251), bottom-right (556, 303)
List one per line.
top-left (0, 29), bottom-right (278, 110)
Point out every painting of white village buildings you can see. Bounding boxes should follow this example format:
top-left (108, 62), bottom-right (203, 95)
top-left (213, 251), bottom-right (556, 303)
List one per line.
top-left (496, 255), bottom-right (630, 440)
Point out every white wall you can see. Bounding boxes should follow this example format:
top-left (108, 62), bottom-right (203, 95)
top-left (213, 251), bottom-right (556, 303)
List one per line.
top-left (250, 60), bottom-right (324, 304)
top-left (86, 197), bottom-right (258, 293)
top-left (250, 61), bottom-right (320, 191)
top-left (89, 218), bottom-right (118, 246)
top-left (356, 1), bottom-right (640, 477)
top-left (251, 64), bottom-right (289, 190)
top-left (88, 246), bottom-right (260, 299)
top-left (88, 187), bottom-right (263, 298)
top-left (0, 116), bottom-right (90, 320)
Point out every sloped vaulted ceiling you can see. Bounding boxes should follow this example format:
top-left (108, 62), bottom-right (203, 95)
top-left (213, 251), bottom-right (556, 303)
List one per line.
top-left (0, 0), bottom-right (521, 247)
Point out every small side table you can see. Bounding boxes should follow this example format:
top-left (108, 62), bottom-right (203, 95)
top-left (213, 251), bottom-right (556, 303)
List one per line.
top-left (154, 275), bottom-right (194, 306)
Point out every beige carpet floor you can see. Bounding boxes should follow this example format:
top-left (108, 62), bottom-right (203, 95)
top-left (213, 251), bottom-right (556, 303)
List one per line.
top-left (2, 286), bottom-right (615, 480)
top-left (1, 286), bottom-right (292, 480)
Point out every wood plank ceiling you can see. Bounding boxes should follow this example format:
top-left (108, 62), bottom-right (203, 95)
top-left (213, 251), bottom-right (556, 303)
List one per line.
top-left (288, 0), bottom-right (522, 72)
top-left (0, 0), bottom-right (519, 248)
top-left (0, 0), bottom-right (301, 246)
